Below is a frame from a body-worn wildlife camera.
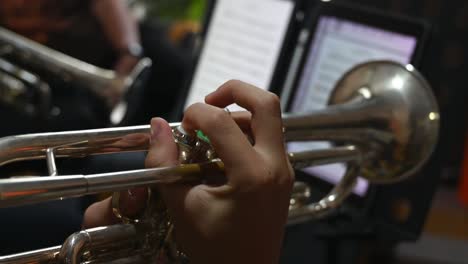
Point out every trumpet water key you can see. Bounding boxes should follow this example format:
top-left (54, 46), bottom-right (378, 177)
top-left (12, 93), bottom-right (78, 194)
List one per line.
top-left (0, 61), bottom-right (439, 263)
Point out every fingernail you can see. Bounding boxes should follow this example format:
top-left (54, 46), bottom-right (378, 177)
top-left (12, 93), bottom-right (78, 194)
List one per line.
top-left (150, 118), bottom-right (161, 144)
top-left (205, 88), bottom-right (218, 99)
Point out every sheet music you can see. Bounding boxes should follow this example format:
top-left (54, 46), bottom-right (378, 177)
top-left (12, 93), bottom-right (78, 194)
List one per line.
top-left (291, 16), bottom-right (416, 112)
top-left (287, 16), bottom-right (417, 196)
top-left (185, 0), bottom-right (294, 110)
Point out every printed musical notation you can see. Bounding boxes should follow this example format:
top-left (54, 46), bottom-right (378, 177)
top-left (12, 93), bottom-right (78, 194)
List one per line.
top-left (287, 16), bottom-right (417, 196)
top-left (185, 0), bottom-right (294, 110)
top-left (291, 16), bottom-right (416, 112)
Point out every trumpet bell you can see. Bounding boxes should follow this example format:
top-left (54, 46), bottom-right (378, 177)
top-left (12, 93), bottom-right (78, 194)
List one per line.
top-left (285, 61), bottom-right (439, 184)
top-left (331, 61), bottom-right (439, 183)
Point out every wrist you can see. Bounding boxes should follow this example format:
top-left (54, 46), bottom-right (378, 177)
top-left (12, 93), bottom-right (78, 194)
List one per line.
top-left (117, 42), bottom-right (143, 58)
top-left (114, 54), bottom-right (139, 75)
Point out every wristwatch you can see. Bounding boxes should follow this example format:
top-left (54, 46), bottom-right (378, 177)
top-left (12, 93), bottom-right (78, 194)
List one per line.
top-left (119, 42), bottom-right (143, 58)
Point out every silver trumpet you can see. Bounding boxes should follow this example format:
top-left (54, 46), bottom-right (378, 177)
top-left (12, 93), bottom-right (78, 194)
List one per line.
top-left (0, 58), bottom-right (51, 117)
top-left (0, 27), bottom-right (152, 124)
top-left (0, 61), bottom-right (439, 263)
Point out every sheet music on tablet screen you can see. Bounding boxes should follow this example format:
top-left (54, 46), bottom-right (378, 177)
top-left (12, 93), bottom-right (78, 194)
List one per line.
top-left (288, 16), bottom-right (417, 196)
top-left (184, 0), bottom-right (294, 111)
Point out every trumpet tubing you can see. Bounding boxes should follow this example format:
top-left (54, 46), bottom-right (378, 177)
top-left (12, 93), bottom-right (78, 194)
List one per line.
top-left (0, 58), bottom-right (51, 117)
top-left (0, 27), bottom-right (152, 124)
top-left (0, 61), bottom-right (439, 263)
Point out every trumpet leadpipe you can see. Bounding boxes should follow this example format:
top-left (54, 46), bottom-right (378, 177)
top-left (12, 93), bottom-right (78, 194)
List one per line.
top-left (0, 147), bottom-right (362, 209)
top-left (0, 246), bottom-right (61, 264)
top-left (0, 161), bottom-right (223, 208)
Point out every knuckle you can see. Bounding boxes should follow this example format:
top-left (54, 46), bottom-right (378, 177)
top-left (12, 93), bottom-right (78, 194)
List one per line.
top-left (249, 163), bottom-right (280, 187)
top-left (255, 179), bottom-right (273, 190)
top-left (223, 79), bottom-right (243, 88)
top-left (144, 155), bottom-right (165, 168)
top-left (288, 168), bottom-right (296, 183)
top-left (283, 168), bottom-right (295, 187)
top-left (184, 102), bottom-right (205, 117)
top-left (256, 92), bottom-right (280, 112)
top-left (182, 102), bottom-right (208, 129)
top-left (208, 107), bottom-right (231, 125)
top-left (265, 92), bottom-right (281, 107)
top-left (279, 161), bottom-right (295, 187)
top-left (239, 158), bottom-right (295, 194)
top-left (252, 162), bottom-right (295, 190)
top-left (284, 161), bottom-right (295, 182)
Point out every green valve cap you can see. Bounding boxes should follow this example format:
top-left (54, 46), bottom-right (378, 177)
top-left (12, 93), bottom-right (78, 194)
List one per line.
top-left (196, 130), bottom-right (210, 143)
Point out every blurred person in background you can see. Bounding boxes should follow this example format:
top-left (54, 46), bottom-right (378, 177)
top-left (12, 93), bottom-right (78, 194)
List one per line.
top-left (0, 0), bottom-right (193, 131)
top-left (0, 0), bottom-right (141, 75)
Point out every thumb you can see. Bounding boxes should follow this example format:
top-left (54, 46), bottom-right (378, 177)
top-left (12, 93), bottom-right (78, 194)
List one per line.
top-left (82, 118), bottom-right (179, 229)
top-left (146, 119), bottom-right (192, 221)
top-left (145, 117), bottom-right (192, 214)
top-left (145, 118), bottom-right (179, 168)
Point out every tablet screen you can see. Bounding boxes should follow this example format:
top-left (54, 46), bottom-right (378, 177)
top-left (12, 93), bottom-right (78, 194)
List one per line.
top-left (288, 16), bottom-right (417, 196)
top-left (184, 0), bottom-right (295, 111)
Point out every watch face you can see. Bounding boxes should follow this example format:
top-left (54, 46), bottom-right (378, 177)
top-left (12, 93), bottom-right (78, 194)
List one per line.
top-left (127, 43), bottom-right (143, 57)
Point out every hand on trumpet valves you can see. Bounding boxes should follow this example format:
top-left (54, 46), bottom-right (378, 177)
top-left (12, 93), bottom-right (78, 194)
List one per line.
top-left (83, 80), bottom-right (295, 263)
